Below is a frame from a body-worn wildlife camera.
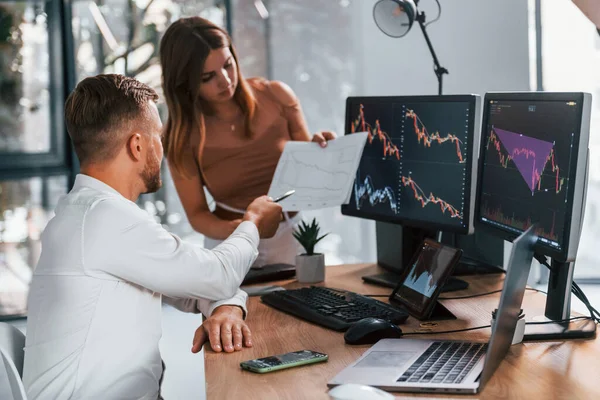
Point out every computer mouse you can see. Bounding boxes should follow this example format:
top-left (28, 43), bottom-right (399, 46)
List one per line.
top-left (344, 317), bottom-right (403, 345)
top-left (328, 383), bottom-right (395, 400)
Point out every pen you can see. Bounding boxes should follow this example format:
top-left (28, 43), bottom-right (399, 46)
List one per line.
top-left (273, 189), bottom-right (296, 203)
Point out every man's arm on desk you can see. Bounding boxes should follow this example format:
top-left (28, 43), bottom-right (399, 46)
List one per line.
top-left (163, 291), bottom-right (252, 353)
top-left (83, 199), bottom-right (260, 352)
top-left (192, 305), bottom-right (252, 353)
top-left (163, 288), bottom-right (248, 318)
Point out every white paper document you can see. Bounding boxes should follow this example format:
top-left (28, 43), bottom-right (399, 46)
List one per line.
top-left (267, 132), bottom-right (368, 211)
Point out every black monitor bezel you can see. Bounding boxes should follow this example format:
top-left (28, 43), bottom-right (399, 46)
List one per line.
top-left (341, 94), bottom-right (480, 234)
top-left (474, 92), bottom-right (587, 262)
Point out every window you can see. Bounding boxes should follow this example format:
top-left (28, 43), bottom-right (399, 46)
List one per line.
top-left (0, 0), bottom-right (72, 318)
top-left (0, 176), bottom-right (67, 317)
top-left (231, 0), bottom-right (269, 79)
top-left (539, 1), bottom-right (600, 279)
top-left (0, 0), bottom-right (71, 177)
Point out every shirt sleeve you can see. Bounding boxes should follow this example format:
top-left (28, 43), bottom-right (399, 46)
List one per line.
top-left (162, 289), bottom-right (248, 318)
top-left (83, 199), bottom-right (259, 302)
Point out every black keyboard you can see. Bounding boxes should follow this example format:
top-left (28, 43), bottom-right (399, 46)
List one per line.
top-left (261, 286), bottom-right (409, 331)
top-left (397, 342), bottom-right (487, 384)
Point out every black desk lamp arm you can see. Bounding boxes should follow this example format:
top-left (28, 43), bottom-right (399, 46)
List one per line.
top-left (416, 12), bottom-right (448, 95)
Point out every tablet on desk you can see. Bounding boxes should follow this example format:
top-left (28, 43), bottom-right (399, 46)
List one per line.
top-left (389, 239), bottom-right (462, 320)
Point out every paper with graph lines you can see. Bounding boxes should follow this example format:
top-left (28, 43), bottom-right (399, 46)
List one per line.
top-left (268, 132), bottom-right (368, 211)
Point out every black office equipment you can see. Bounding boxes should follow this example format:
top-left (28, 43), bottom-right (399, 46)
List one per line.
top-left (242, 263), bottom-right (296, 285)
top-left (344, 317), bottom-right (404, 345)
top-left (364, 222), bottom-right (504, 291)
top-left (389, 239), bottom-right (461, 321)
top-left (261, 286), bottom-right (409, 331)
top-left (342, 95), bottom-right (491, 291)
top-left (475, 92), bottom-right (595, 340)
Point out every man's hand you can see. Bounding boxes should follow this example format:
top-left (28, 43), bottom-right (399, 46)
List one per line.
top-left (311, 131), bottom-right (337, 148)
top-left (243, 196), bottom-right (283, 238)
top-left (191, 305), bottom-right (252, 354)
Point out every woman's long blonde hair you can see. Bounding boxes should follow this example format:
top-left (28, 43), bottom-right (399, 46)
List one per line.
top-left (160, 17), bottom-right (256, 176)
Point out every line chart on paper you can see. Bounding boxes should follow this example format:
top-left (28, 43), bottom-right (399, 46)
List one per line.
top-left (267, 132), bottom-right (368, 211)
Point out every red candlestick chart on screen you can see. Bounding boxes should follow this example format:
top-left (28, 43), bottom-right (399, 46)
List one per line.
top-left (487, 127), bottom-right (565, 194)
top-left (405, 109), bottom-right (465, 163)
top-left (351, 104), bottom-right (401, 160)
top-left (401, 176), bottom-right (462, 219)
top-left (482, 203), bottom-right (557, 241)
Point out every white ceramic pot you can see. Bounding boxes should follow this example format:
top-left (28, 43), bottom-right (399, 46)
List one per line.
top-left (295, 253), bottom-right (325, 283)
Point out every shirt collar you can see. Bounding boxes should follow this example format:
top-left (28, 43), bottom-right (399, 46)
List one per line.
top-left (72, 174), bottom-right (126, 199)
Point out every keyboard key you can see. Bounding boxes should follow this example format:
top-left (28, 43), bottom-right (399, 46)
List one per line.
top-left (423, 373), bottom-right (436, 381)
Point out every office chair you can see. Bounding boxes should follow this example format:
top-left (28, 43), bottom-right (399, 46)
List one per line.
top-left (0, 323), bottom-right (26, 400)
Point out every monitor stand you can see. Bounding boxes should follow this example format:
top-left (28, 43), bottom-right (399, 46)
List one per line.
top-left (365, 224), bottom-right (473, 292)
top-left (395, 300), bottom-right (457, 321)
top-left (523, 259), bottom-right (597, 341)
top-left (421, 301), bottom-right (457, 321)
top-left (452, 257), bottom-right (505, 276)
top-left (444, 232), bottom-right (505, 276)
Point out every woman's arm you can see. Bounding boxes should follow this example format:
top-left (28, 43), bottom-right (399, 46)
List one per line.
top-left (168, 158), bottom-right (241, 240)
top-left (268, 81), bottom-right (336, 143)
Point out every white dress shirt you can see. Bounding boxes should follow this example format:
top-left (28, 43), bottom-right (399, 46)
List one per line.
top-left (23, 174), bottom-right (259, 400)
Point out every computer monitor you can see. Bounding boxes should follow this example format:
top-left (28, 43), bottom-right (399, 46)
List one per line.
top-left (475, 92), bottom-right (594, 340)
top-left (476, 92), bottom-right (591, 263)
top-left (342, 95), bottom-right (481, 234)
top-left (341, 95), bottom-right (482, 290)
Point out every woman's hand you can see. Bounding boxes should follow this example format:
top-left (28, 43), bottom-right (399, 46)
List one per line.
top-left (311, 131), bottom-right (337, 148)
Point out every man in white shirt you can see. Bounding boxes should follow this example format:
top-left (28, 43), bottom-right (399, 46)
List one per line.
top-left (22, 74), bottom-right (283, 399)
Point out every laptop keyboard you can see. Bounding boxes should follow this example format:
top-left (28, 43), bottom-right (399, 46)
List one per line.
top-left (397, 342), bottom-right (488, 384)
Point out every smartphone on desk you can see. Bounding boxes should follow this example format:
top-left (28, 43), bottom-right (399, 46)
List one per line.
top-left (240, 350), bottom-right (328, 373)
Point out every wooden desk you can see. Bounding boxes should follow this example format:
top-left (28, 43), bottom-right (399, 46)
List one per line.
top-left (205, 264), bottom-right (600, 399)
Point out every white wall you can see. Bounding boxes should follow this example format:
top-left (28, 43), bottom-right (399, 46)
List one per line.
top-left (352, 0), bottom-right (531, 97)
top-left (540, 0), bottom-right (600, 278)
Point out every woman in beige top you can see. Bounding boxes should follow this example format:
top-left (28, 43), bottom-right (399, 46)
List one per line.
top-left (160, 17), bottom-right (335, 267)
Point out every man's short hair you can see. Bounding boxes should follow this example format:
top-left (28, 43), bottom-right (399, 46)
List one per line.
top-left (64, 74), bottom-right (159, 165)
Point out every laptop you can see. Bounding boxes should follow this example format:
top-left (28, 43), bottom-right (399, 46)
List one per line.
top-left (328, 226), bottom-right (538, 394)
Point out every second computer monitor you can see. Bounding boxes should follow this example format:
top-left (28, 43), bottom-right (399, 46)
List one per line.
top-left (475, 92), bottom-right (591, 263)
top-left (341, 95), bottom-right (482, 234)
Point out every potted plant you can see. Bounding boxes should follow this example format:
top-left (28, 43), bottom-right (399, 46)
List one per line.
top-left (292, 218), bottom-right (328, 283)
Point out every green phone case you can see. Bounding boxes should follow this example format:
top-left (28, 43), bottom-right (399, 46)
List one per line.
top-left (240, 351), bottom-right (328, 373)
